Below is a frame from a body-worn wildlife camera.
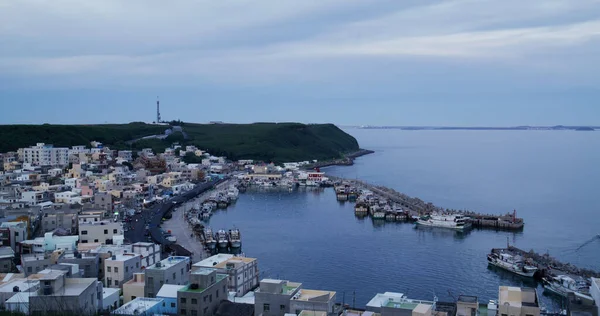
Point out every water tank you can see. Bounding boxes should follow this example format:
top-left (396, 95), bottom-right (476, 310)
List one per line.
top-left (156, 262), bottom-right (162, 268)
top-left (12, 286), bottom-right (19, 292)
top-left (190, 283), bottom-right (199, 290)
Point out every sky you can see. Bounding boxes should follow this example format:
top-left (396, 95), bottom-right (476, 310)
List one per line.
top-left (1, 0), bottom-right (600, 126)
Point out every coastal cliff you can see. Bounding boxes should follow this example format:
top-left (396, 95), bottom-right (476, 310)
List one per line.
top-left (0, 122), bottom-right (359, 163)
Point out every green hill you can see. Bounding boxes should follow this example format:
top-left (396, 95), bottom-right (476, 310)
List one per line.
top-left (0, 122), bottom-right (359, 162)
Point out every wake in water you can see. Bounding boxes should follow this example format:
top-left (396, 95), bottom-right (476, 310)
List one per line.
top-left (576, 234), bottom-right (600, 251)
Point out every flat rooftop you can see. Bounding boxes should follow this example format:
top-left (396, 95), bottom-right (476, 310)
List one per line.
top-left (292, 289), bottom-right (336, 301)
top-left (180, 274), bottom-right (227, 294)
top-left (157, 284), bottom-right (186, 298)
top-left (0, 278), bottom-right (39, 293)
top-left (366, 292), bottom-right (405, 309)
top-left (113, 297), bottom-right (164, 315)
top-left (298, 311), bottom-right (327, 316)
top-left (106, 253), bottom-right (140, 262)
top-left (193, 254), bottom-right (234, 267)
top-left (148, 256), bottom-right (189, 270)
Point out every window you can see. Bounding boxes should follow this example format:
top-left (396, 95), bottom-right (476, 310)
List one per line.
top-left (27, 267), bottom-right (32, 273)
top-left (173, 272), bottom-right (176, 280)
top-left (136, 262), bottom-right (139, 268)
top-left (107, 266), bottom-right (111, 272)
top-left (180, 309), bottom-right (186, 315)
top-left (81, 230), bottom-right (88, 235)
top-left (171, 303), bottom-right (175, 308)
top-left (191, 298), bottom-right (197, 304)
top-left (181, 268), bottom-right (184, 275)
top-left (114, 267), bottom-right (118, 273)
top-left (94, 239), bottom-right (99, 243)
top-left (203, 307), bottom-right (208, 315)
top-left (114, 280), bottom-right (119, 286)
top-left (280, 305), bottom-right (286, 311)
top-left (191, 310), bottom-right (198, 316)
top-left (501, 314), bottom-right (508, 316)
top-left (263, 303), bottom-right (270, 311)
top-left (148, 293), bottom-right (153, 298)
top-left (209, 294), bottom-right (212, 303)
top-left (104, 229), bottom-right (108, 234)
top-left (216, 290), bottom-right (219, 298)
top-left (82, 240), bottom-right (88, 243)
top-left (107, 279), bottom-right (112, 286)
top-left (126, 266), bottom-right (129, 273)
top-left (131, 296), bottom-right (136, 300)
top-left (113, 229), bottom-right (118, 234)
top-left (180, 298), bottom-right (187, 304)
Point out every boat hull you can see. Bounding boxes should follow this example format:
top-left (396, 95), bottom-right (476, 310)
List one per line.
top-left (218, 241), bottom-right (228, 248)
top-left (416, 220), bottom-right (470, 231)
top-left (230, 241), bottom-right (241, 248)
top-left (207, 241), bottom-right (217, 249)
top-left (487, 256), bottom-right (536, 277)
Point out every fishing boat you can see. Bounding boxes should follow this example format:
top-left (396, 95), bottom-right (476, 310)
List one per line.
top-left (204, 227), bottom-right (217, 250)
top-left (217, 198), bottom-right (229, 209)
top-left (227, 186), bottom-right (239, 201)
top-left (416, 214), bottom-right (471, 231)
top-left (216, 229), bottom-right (229, 248)
top-left (543, 275), bottom-right (591, 298)
top-left (487, 252), bottom-right (538, 277)
top-left (354, 202), bottom-right (369, 215)
top-left (228, 228), bottom-right (242, 248)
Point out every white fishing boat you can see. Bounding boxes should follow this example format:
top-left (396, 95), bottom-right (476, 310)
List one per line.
top-left (543, 275), bottom-right (591, 298)
top-left (416, 214), bottom-right (471, 231)
top-left (204, 227), bottom-right (217, 250)
top-left (216, 229), bottom-right (229, 248)
top-left (228, 228), bottom-right (242, 248)
top-left (227, 186), bottom-right (239, 201)
top-left (487, 252), bottom-right (538, 277)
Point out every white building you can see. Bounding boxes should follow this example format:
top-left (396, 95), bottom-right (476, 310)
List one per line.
top-left (104, 253), bottom-right (142, 288)
top-left (23, 143), bottom-right (69, 167)
top-left (132, 242), bottom-right (161, 268)
top-left (144, 256), bottom-right (190, 298)
top-left (79, 220), bottom-right (124, 244)
top-left (192, 254), bottom-right (259, 297)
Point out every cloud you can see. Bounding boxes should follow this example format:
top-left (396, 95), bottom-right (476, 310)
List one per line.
top-left (1, 0), bottom-right (599, 88)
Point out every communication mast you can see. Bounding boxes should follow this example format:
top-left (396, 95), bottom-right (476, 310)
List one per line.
top-left (156, 96), bottom-right (161, 123)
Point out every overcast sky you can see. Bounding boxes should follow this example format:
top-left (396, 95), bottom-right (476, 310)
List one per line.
top-left (1, 0), bottom-right (599, 126)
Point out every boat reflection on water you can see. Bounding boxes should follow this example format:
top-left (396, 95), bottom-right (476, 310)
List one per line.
top-left (414, 225), bottom-right (472, 240)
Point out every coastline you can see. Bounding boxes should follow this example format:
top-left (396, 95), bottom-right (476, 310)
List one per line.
top-left (302, 148), bottom-right (374, 169)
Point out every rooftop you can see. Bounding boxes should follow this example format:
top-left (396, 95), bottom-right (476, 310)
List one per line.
top-left (366, 292), bottom-right (405, 309)
top-left (298, 311), bottom-right (327, 316)
top-left (193, 254), bottom-right (234, 268)
top-left (180, 274), bottom-right (227, 293)
top-left (458, 295), bottom-right (478, 303)
top-left (103, 287), bottom-right (120, 299)
top-left (156, 284), bottom-right (185, 299)
top-left (0, 278), bottom-right (39, 293)
top-left (106, 253), bottom-right (140, 262)
top-left (148, 256), bottom-right (189, 270)
top-left (5, 291), bottom-right (34, 305)
top-left (113, 297), bottom-right (164, 315)
top-left (292, 289), bottom-right (336, 301)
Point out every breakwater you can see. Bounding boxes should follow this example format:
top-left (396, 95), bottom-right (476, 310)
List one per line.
top-left (328, 175), bottom-right (524, 230)
top-left (303, 149), bottom-right (374, 169)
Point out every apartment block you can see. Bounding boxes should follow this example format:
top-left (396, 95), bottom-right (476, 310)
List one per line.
top-left (144, 256), bottom-right (191, 298)
top-left (367, 292), bottom-right (434, 316)
top-left (132, 242), bottom-right (161, 268)
top-left (255, 279), bottom-right (302, 316)
top-left (42, 210), bottom-right (78, 234)
top-left (79, 220), bottom-right (123, 244)
top-left (28, 270), bottom-right (102, 315)
top-left (112, 297), bottom-right (167, 316)
top-left (290, 289), bottom-right (337, 315)
top-left (22, 143), bottom-right (69, 167)
top-left (104, 253), bottom-right (142, 288)
top-left (193, 254), bottom-right (259, 297)
top-left (157, 284), bottom-right (186, 315)
top-left (177, 268), bottom-right (228, 316)
top-left (498, 286), bottom-right (540, 316)
top-left (0, 221), bottom-right (27, 251)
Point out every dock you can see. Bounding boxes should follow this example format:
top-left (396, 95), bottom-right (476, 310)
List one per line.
top-left (328, 175), bottom-right (525, 230)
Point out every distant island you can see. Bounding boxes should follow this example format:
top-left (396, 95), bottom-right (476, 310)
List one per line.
top-left (0, 122), bottom-right (360, 163)
top-left (348, 125), bottom-right (597, 131)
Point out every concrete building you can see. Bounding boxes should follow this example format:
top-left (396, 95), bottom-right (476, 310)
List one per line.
top-left (566, 292), bottom-right (598, 316)
top-left (367, 292), bottom-right (434, 316)
top-left (118, 150), bottom-right (133, 161)
top-left (22, 253), bottom-right (54, 276)
top-left (144, 256), bottom-right (191, 298)
top-left (22, 143), bottom-right (69, 167)
top-left (21, 190), bottom-right (51, 205)
top-left (94, 191), bottom-right (113, 211)
top-left (79, 220), bottom-right (123, 244)
top-left (0, 247), bottom-right (15, 272)
top-left (28, 270), bottom-right (102, 315)
top-left (112, 297), bottom-right (167, 316)
top-left (104, 253), bottom-right (142, 288)
top-left (290, 289), bottom-right (337, 315)
top-left (102, 287), bottom-right (121, 312)
top-left (18, 233), bottom-right (79, 254)
top-left (255, 279), bottom-right (302, 316)
top-left (193, 254), bottom-right (259, 297)
top-left (498, 286), bottom-right (540, 316)
top-left (0, 277), bottom-right (40, 310)
top-left (42, 210), bottom-right (78, 234)
top-left (157, 284), bottom-right (185, 315)
top-left (177, 268), bottom-right (228, 316)
top-left (132, 242), bottom-right (161, 268)
top-left (592, 278), bottom-right (600, 316)
top-left (59, 251), bottom-right (101, 278)
top-left (123, 273), bottom-right (145, 304)
top-left (0, 221), bottom-right (26, 251)
top-left (456, 295), bottom-right (479, 316)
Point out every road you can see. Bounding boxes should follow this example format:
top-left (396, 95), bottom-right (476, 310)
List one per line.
top-left (124, 179), bottom-right (225, 248)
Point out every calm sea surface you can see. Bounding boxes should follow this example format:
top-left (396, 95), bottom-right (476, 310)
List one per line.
top-left (208, 130), bottom-right (600, 309)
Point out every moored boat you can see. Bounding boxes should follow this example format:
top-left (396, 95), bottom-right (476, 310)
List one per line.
top-left (542, 275), bottom-right (591, 298)
top-left (228, 228), bottom-right (242, 248)
top-left (487, 252), bottom-right (537, 277)
top-left (204, 227), bottom-right (217, 249)
top-left (216, 229), bottom-right (229, 248)
top-left (416, 214), bottom-right (471, 231)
